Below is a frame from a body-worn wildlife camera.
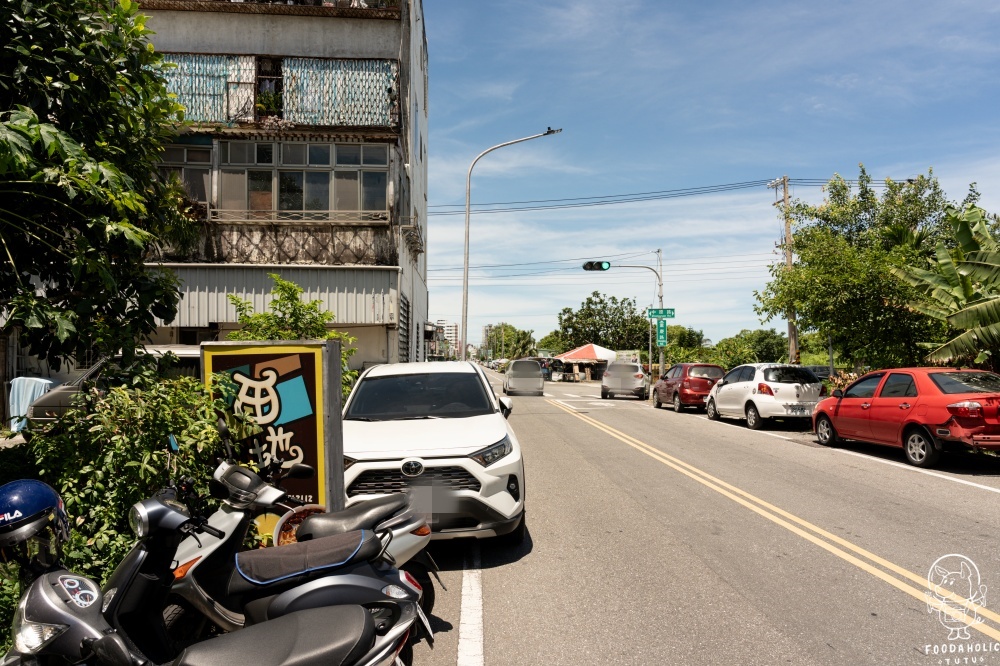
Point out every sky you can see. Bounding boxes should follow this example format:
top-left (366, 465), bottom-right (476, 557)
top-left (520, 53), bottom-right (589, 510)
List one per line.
top-left (422, 0), bottom-right (1000, 351)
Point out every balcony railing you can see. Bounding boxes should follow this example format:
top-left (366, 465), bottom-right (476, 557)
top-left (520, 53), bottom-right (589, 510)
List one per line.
top-left (139, 0), bottom-right (399, 12)
top-left (209, 209), bottom-right (390, 225)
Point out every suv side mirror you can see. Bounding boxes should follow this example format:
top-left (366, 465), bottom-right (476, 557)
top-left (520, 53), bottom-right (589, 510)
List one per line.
top-left (499, 397), bottom-right (513, 418)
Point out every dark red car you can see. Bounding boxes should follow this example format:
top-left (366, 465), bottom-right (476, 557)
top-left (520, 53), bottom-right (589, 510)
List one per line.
top-left (653, 363), bottom-right (725, 411)
top-left (812, 368), bottom-right (1000, 468)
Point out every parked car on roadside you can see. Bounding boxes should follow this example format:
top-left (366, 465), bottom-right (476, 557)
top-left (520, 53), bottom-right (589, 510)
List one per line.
top-left (653, 363), bottom-right (725, 411)
top-left (601, 362), bottom-right (649, 400)
top-left (504, 359), bottom-right (544, 396)
top-left (706, 363), bottom-right (824, 429)
top-left (813, 367), bottom-right (1000, 468)
top-left (25, 345), bottom-right (202, 431)
top-left (342, 361), bottom-right (526, 545)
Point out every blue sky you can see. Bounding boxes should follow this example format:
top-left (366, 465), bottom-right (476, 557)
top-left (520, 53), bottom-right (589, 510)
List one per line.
top-left (423, 0), bottom-right (1000, 350)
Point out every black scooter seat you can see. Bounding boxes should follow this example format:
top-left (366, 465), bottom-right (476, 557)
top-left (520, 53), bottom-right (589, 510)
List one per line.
top-left (170, 605), bottom-right (375, 666)
top-left (234, 529), bottom-right (381, 587)
top-left (297, 494), bottom-right (408, 540)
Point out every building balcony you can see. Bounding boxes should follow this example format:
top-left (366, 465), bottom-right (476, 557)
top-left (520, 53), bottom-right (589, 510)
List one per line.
top-left (161, 209), bottom-right (400, 266)
top-left (138, 0), bottom-right (400, 17)
top-left (162, 55), bottom-right (399, 129)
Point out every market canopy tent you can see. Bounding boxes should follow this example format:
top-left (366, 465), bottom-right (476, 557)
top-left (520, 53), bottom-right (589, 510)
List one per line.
top-left (555, 344), bottom-right (617, 362)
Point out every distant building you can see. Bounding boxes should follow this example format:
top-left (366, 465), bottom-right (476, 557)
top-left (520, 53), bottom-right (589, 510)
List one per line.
top-left (436, 320), bottom-right (459, 351)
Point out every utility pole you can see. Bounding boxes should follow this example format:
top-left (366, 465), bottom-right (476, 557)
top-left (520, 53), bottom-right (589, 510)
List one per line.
top-left (768, 176), bottom-right (798, 364)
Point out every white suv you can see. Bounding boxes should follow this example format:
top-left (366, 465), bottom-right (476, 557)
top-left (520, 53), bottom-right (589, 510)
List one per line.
top-left (705, 363), bottom-right (824, 429)
top-left (342, 361), bottom-right (526, 544)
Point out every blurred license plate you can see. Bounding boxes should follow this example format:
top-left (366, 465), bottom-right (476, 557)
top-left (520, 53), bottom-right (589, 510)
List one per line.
top-left (788, 406), bottom-right (807, 416)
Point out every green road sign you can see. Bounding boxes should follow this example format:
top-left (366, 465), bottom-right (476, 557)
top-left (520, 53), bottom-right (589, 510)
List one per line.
top-left (648, 308), bottom-right (675, 318)
top-left (656, 319), bottom-right (668, 346)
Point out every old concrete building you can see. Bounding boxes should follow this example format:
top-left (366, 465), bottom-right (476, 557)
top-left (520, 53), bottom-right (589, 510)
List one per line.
top-left (140, 0), bottom-right (429, 369)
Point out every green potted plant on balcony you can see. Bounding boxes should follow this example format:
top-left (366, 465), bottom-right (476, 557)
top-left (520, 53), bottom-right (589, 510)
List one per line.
top-left (256, 90), bottom-right (282, 120)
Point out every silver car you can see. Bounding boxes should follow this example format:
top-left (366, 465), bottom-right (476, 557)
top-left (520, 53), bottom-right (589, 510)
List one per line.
top-left (503, 360), bottom-right (544, 396)
top-left (601, 362), bottom-right (649, 400)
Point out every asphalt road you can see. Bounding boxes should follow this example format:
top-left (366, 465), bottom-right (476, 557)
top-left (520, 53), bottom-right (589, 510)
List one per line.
top-left (414, 371), bottom-right (1000, 665)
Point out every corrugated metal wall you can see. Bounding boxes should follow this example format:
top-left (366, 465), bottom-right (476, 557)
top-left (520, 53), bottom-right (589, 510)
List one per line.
top-left (159, 265), bottom-right (399, 327)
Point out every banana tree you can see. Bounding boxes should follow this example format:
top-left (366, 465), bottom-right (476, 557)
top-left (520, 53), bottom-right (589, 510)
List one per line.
top-left (893, 204), bottom-right (1000, 363)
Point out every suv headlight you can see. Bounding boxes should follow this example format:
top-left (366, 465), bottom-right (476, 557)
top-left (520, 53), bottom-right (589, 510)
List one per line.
top-left (470, 436), bottom-right (513, 467)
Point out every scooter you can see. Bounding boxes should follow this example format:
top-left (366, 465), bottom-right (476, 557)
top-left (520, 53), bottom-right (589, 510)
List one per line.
top-left (0, 481), bottom-right (405, 666)
top-left (168, 424), bottom-right (437, 622)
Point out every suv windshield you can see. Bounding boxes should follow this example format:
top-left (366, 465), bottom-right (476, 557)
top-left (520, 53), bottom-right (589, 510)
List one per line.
top-left (689, 366), bottom-right (723, 379)
top-left (930, 371), bottom-right (1000, 394)
top-left (345, 372), bottom-right (494, 420)
top-left (763, 367), bottom-right (820, 384)
top-left (608, 364), bottom-right (641, 376)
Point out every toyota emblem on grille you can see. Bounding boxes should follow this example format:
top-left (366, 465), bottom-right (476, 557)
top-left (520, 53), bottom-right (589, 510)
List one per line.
top-left (401, 459), bottom-right (424, 477)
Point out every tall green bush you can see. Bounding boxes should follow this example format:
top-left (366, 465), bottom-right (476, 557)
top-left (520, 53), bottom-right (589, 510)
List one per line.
top-left (0, 357), bottom-right (232, 650)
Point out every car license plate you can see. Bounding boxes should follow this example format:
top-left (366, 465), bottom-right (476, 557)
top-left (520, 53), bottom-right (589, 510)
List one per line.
top-left (788, 406), bottom-right (807, 416)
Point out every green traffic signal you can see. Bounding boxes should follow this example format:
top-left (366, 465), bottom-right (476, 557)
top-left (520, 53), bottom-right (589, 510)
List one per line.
top-left (582, 261), bottom-right (611, 271)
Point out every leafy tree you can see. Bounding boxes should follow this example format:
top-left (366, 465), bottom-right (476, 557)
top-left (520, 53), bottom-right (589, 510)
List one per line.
top-left (557, 291), bottom-right (649, 350)
top-left (755, 166), bottom-right (950, 369)
top-left (666, 325), bottom-right (706, 348)
top-left (537, 330), bottom-right (569, 354)
top-left (482, 322), bottom-right (535, 359)
top-left (0, 0), bottom-right (192, 368)
top-left (227, 274), bottom-right (358, 398)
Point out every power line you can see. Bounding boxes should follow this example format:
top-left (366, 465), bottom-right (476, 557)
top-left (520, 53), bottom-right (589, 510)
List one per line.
top-left (428, 178), bottom-right (894, 217)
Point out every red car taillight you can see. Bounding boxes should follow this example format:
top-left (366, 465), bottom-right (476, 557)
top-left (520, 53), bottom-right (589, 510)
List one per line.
top-left (757, 383), bottom-right (774, 396)
top-left (948, 401), bottom-right (984, 418)
top-left (682, 379), bottom-right (691, 388)
top-left (820, 385), bottom-right (827, 396)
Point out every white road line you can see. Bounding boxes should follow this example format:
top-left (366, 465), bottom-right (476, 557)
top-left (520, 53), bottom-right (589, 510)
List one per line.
top-left (832, 448), bottom-right (1000, 494)
top-left (456, 542), bottom-right (484, 666)
top-left (563, 393), bottom-right (580, 398)
top-left (697, 415), bottom-right (793, 441)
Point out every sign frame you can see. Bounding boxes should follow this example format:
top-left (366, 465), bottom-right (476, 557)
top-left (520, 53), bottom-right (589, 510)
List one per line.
top-left (201, 340), bottom-right (344, 512)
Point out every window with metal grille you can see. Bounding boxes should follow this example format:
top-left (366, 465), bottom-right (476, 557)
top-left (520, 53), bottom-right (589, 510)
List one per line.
top-left (398, 295), bottom-right (410, 362)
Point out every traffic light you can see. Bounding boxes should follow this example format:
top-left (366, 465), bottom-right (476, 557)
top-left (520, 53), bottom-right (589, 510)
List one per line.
top-left (582, 261), bottom-right (611, 271)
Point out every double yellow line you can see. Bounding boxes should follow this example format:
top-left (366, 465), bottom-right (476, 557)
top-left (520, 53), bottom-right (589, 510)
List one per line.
top-left (548, 399), bottom-right (1000, 641)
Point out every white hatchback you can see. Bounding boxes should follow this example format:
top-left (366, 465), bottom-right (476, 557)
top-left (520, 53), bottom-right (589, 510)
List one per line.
top-left (342, 361), bottom-right (526, 544)
top-left (705, 363), bottom-right (825, 429)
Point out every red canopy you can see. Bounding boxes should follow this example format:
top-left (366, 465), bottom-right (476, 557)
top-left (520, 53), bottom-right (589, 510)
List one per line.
top-left (555, 344), bottom-right (618, 362)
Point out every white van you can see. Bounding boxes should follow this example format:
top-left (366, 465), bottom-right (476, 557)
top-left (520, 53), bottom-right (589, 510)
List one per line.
top-left (503, 359), bottom-right (545, 396)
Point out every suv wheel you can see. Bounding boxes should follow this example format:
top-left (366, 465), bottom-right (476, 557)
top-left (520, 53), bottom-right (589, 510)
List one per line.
top-left (746, 403), bottom-right (766, 430)
top-left (601, 389), bottom-right (609, 399)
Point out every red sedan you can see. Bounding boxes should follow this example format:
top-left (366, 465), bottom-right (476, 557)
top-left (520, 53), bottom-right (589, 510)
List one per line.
top-left (812, 368), bottom-right (1000, 468)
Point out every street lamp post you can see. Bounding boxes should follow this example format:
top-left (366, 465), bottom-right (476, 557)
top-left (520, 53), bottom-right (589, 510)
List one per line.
top-left (459, 128), bottom-right (563, 361)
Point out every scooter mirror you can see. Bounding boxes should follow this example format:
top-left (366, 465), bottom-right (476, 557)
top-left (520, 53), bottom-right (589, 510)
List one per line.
top-left (217, 417), bottom-right (231, 440)
top-left (88, 633), bottom-right (132, 666)
top-left (284, 463), bottom-right (315, 480)
top-left (168, 433), bottom-right (180, 453)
